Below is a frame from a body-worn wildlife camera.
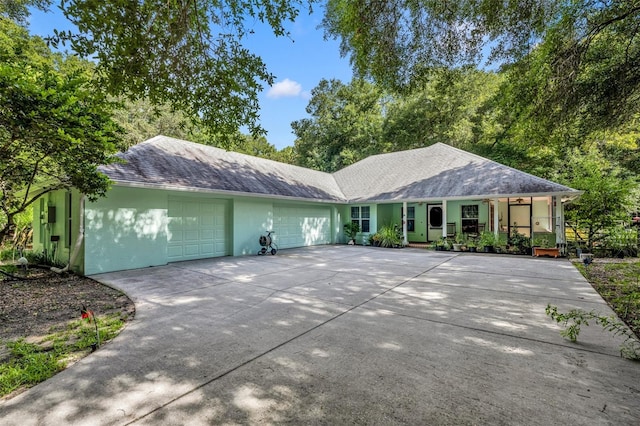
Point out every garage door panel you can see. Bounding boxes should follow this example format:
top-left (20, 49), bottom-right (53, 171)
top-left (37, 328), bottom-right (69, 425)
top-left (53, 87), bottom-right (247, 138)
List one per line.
top-left (184, 244), bottom-right (200, 256)
top-left (168, 246), bottom-right (183, 258)
top-left (168, 197), bottom-right (228, 261)
top-left (201, 243), bottom-right (214, 254)
top-left (273, 206), bottom-right (331, 249)
top-left (201, 230), bottom-right (215, 239)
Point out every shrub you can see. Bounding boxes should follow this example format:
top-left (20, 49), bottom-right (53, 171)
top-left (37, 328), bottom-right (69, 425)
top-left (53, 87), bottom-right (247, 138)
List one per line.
top-left (478, 231), bottom-right (496, 249)
top-left (605, 226), bottom-right (638, 258)
top-left (373, 224), bottom-right (404, 248)
top-left (343, 222), bottom-right (361, 241)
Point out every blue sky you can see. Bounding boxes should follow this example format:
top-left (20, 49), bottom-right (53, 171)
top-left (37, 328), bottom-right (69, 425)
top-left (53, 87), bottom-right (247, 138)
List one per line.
top-left (28, 5), bottom-right (353, 150)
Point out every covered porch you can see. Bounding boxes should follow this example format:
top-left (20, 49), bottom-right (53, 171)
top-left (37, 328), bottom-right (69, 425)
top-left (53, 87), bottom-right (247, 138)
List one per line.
top-left (374, 195), bottom-right (574, 251)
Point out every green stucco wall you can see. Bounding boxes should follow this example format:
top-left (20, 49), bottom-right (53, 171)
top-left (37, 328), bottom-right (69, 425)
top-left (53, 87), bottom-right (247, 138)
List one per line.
top-left (84, 186), bottom-right (169, 275)
top-left (233, 198), bottom-right (274, 256)
top-left (32, 189), bottom-right (83, 271)
top-left (41, 185), bottom-right (342, 274)
top-left (339, 204), bottom-right (378, 244)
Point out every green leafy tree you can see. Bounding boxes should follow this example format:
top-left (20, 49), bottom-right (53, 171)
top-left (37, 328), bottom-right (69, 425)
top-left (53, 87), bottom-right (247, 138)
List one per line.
top-left (292, 78), bottom-right (385, 172)
top-left (227, 133), bottom-right (294, 163)
top-left (557, 147), bottom-right (636, 251)
top-left (322, 1), bottom-right (640, 132)
top-left (30, 0), bottom-right (317, 139)
top-left (112, 98), bottom-right (210, 148)
top-left (383, 68), bottom-right (502, 152)
top-left (0, 18), bottom-right (122, 243)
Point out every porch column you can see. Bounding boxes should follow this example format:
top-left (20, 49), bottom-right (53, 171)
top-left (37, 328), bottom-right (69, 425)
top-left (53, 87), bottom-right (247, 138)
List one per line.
top-left (555, 195), bottom-right (565, 245)
top-left (402, 201), bottom-right (408, 245)
top-left (442, 200), bottom-right (448, 239)
top-left (493, 198), bottom-right (500, 236)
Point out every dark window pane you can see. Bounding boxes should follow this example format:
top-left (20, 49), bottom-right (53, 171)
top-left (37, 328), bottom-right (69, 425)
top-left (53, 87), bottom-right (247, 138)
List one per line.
top-left (407, 220), bottom-right (415, 232)
top-left (351, 206), bottom-right (360, 219)
top-left (361, 206), bottom-right (370, 218)
top-left (408, 206), bottom-right (415, 219)
top-left (462, 205), bottom-right (479, 219)
top-left (361, 220), bottom-right (370, 233)
top-left (430, 207), bottom-right (443, 227)
top-left (462, 219), bottom-right (479, 234)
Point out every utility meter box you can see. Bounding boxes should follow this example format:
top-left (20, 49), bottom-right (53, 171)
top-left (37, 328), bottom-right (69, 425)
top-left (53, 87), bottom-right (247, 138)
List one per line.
top-left (47, 206), bottom-right (56, 223)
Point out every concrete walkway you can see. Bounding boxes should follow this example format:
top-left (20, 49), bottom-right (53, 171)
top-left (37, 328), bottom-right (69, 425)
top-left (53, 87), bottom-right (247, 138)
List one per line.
top-left (2, 246), bottom-right (639, 425)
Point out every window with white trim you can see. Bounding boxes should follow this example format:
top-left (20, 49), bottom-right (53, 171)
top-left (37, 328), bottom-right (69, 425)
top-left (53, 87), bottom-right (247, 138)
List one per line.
top-left (401, 206), bottom-right (415, 232)
top-left (461, 205), bottom-right (479, 234)
top-left (351, 206), bottom-right (370, 233)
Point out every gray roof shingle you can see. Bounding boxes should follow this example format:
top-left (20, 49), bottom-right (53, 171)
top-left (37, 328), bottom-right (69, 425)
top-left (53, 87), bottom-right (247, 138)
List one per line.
top-left (333, 143), bottom-right (578, 202)
top-left (99, 137), bottom-right (579, 203)
top-left (99, 136), bottom-right (345, 201)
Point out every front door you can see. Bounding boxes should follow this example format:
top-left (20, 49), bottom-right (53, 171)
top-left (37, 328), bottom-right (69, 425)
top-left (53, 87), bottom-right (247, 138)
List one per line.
top-left (427, 204), bottom-right (443, 241)
top-left (509, 204), bottom-right (532, 237)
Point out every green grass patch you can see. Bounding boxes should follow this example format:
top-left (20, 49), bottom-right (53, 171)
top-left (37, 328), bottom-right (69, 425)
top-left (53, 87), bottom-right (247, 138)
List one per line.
top-left (578, 260), bottom-right (640, 339)
top-left (0, 340), bottom-right (65, 396)
top-left (0, 313), bottom-right (127, 398)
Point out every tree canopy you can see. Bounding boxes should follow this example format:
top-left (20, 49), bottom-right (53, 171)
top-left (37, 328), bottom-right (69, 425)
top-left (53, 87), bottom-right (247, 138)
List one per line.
top-left (17, 0), bottom-right (316, 139)
top-left (322, 0), bottom-right (640, 132)
top-left (292, 78), bottom-right (385, 172)
top-left (0, 17), bottom-right (122, 242)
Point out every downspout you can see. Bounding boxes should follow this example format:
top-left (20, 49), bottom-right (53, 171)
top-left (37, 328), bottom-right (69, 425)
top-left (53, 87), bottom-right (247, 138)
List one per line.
top-left (51, 194), bottom-right (85, 274)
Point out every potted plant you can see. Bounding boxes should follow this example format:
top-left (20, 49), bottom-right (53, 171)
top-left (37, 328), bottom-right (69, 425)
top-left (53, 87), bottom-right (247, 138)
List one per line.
top-left (532, 236), bottom-right (550, 249)
top-left (344, 221), bottom-right (360, 245)
top-left (495, 234), bottom-right (508, 253)
top-left (478, 231), bottom-right (496, 253)
top-left (466, 239), bottom-right (477, 252)
top-left (509, 229), bottom-right (532, 255)
top-left (435, 237), bottom-right (451, 251)
top-left (452, 233), bottom-right (465, 252)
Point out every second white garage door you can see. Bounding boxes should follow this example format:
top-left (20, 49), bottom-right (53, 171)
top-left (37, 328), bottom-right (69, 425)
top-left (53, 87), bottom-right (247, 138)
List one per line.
top-left (273, 205), bottom-right (331, 249)
top-left (168, 197), bottom-right (229, 261)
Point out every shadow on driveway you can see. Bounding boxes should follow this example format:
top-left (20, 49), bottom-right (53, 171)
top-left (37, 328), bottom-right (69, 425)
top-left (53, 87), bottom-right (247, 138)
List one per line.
top-left (2, 246), bottom-right (639, 425)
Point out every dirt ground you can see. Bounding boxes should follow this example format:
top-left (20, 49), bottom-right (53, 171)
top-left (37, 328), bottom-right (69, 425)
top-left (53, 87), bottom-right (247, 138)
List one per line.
top-left (0, 268), bottom-right (134, 342)
top-left (575, 257), bottom-right (640, 338)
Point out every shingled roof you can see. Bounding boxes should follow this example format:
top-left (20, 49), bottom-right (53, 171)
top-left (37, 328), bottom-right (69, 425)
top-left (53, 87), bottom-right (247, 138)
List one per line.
top-left (99, 136), bottom-right (579, 203)
top-left (99, 136), bottom-right (345, 201)
top-left (333, 143), bottom-right (579, 202)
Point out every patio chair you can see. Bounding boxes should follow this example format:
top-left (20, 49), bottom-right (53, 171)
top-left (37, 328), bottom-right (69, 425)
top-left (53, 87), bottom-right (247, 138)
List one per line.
top-left (446, 223), bottom-right (456, 238)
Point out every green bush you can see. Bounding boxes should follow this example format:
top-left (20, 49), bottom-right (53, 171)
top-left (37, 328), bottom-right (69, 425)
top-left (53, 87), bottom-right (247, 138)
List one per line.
top-left (373, 224), bottom-right (404, 248)
top-left (478, 231), bottom-right (496, 249)
top-left (605, 226), bottom-right (638, 257)
top-left (343, 222), bottom-right (361, 241)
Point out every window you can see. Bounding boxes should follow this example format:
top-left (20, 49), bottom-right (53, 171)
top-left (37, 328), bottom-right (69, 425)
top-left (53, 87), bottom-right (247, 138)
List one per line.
top-left (401, 206), bottom-right (415, 232)
top-left (429, 206), bottom-right (443, 228)
top-left (351, 206), bottom-right (370, 233)
top-left (461, 205), bottom-right (479, 234)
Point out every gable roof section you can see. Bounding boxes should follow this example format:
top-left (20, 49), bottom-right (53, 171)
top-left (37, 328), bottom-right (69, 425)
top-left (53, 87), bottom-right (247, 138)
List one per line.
top-left (99, 137), bottom-right (579, 203)
top-left (333, 143), bottom-right (579, 202)
top-left (99, 136), bottom-right (345, 202)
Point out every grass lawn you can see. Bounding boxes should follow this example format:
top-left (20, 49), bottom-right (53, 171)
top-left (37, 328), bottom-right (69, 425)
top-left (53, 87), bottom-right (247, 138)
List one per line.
top-left (576, 258), bottom-right (640, 339)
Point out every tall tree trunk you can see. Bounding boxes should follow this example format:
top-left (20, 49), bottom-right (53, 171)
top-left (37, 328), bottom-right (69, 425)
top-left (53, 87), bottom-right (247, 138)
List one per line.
top-left (0, 213), bottom-right (16, 246)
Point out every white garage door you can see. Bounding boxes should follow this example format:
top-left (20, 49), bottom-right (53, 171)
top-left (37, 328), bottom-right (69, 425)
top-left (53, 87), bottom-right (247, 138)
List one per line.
top-left (273, 205), bottom-right (331, 249)
top-left (168, 197), bottom-right (229, 261)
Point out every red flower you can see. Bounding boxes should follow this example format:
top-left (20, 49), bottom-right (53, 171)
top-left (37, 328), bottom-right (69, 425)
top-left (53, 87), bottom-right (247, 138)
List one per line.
top-left (81, 307), bottom-right (94, 321)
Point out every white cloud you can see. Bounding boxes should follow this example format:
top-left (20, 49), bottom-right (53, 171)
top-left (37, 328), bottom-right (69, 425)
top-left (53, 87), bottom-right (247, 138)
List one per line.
top-left (267, 78), bottom-right (303, 98)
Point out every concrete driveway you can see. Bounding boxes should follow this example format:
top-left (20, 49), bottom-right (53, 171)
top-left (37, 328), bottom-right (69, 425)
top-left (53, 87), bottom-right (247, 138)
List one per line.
top-left (2, 246), bottom-right (639, 425)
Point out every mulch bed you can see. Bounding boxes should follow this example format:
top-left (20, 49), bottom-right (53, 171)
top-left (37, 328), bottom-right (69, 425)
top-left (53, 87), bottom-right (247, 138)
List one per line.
top-left (0, 268), bottom-right (134, 342)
